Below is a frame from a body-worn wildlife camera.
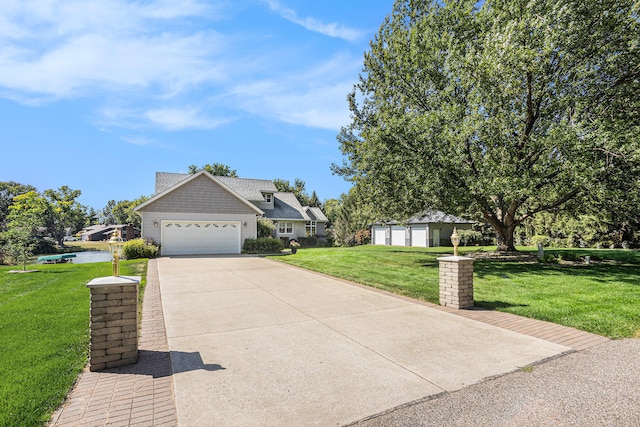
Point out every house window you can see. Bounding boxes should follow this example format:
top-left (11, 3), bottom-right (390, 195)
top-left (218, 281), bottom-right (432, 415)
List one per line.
top-left (278, 221), bottom-right (293, 234)
top-left (305, 221), bottom-right (316, 236)
top-left (265, 193), bottom-right (273, 203)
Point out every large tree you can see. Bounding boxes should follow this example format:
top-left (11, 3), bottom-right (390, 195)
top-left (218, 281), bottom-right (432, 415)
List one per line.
top-left (333, 0), bottom-right (640, 251)
top-left (0, 181), bottom-right (36, 231)
top-left (42, 186), bottom-right (86, 247)
top-left (188, 163), bottom-right (238, 177)
top-left (1, 191), bottom-right (48, 269)
top-left (101, 196), bottom-right (149, 229)
top-left (273, 178), bottom-right (319, 207)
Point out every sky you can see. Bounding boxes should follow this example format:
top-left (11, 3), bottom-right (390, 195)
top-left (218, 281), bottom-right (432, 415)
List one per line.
top-left (0, 0), bottom-right (394, 210)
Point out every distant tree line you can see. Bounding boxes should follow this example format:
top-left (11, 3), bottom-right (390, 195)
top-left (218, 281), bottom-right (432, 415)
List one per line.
top-left (0, 180), bottom-right (150, 267)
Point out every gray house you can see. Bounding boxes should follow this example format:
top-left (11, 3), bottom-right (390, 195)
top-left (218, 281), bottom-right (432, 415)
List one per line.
top-left (134, 171), bottom-right (327, 256)
top-left (371, 210), bottom-right (474, 247)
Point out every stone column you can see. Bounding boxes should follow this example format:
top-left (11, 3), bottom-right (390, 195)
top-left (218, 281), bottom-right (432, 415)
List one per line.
top-left (437, 256), bottom-right (475, 309)
top-left (86, 276), bottom-right (141, 371)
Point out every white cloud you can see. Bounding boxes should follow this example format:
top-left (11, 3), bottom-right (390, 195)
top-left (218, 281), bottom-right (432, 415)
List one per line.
top-left (121, 135), bottom-right (154, 146)
top-left (228, 54), bottom-right (361, 131)
top-left (263, 0), bottom-right (364, 42)
top-left (99, 106), bottom-right (232, 131)
top-left (0, 0), bottom-right (227, 101)
top-left (145, 107), bottom-right (233, 131)
top-left (0, 0), bottom-right (368, 132)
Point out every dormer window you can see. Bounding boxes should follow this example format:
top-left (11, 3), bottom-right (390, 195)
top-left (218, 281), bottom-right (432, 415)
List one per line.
top-left (265, 193), bottom-right (273, 203)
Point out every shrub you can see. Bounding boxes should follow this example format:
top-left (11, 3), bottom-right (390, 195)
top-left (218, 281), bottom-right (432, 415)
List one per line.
top-left (354, 229), bottom-right (371, 246)
top-left (458, 229), bottom-right (483, 246)
top-left (531, 235), bottom-right (551, 247)
top-left (122, 238), bottom-right (159, 259)
top-left (257, 218), bottom-right (276, 238)
top-left (242, 237), bottom-right (284, 254)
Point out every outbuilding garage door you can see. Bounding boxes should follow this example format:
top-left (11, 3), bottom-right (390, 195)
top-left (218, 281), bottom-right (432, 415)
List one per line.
top-left (162, 221), bottom-right (241, 256)
top-left (411, 227), bottom-right (427, 247)
top-left (391, 226), bottom-right (406, 246)
top-left (373, 227), bottom-right (386, 245)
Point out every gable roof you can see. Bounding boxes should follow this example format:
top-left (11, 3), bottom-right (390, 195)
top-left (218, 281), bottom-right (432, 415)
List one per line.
top-left (155, 172), bottom-right (189, 194)
top-left (141, 171), bottom-right (329, 222)
top-left (154, 172), bottom-right (277, 202)
top-left (263, 193), bottom-right (311, 221)
top-left (135, 171), bottom-right (264, 215)
top-left (304, 206), bottom-right (328, 222)
top-left (215, 176), bottom-right (277, 201)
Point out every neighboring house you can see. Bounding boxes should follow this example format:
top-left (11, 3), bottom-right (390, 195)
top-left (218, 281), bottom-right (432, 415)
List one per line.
top-left (371, 210), bottom-right (474, 247)
top-left (133, 171), bottom-right (328, 256)
top-left (79, 224), bottom-right (140, 241)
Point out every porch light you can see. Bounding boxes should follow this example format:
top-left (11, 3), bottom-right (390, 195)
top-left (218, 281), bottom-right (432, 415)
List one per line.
top-left (108, 228), bottom-right (124, 276)
top-left (450, 228), bottom-right (461, 257)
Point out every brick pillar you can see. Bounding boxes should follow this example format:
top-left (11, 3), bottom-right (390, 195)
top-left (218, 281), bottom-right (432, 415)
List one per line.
top-left (437, 256), bottom-right (475, 309)
top-left (86, 276), bottom-right (141, 371)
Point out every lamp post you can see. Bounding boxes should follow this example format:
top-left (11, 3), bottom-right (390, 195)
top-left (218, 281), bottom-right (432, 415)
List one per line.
top-left (108, 228), bottom-right (124, 276)
top-left (450, 227), bottom-right (461, 257)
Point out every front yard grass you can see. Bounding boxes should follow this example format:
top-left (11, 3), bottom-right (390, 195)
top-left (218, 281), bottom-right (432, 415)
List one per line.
top-left (0, 260), bottom-right (147, 427)
top-left (269, 245), bottom-right (640, 339)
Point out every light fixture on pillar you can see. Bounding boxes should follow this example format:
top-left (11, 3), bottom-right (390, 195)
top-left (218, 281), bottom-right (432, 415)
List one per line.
top-left (108, 228), bottom-right (124, 276)
top-left (450, 227), bottom-right (461, 257)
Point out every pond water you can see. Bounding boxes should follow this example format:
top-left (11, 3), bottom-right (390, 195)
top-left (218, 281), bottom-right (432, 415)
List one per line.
top-left (70, 251), bottom-right (112, 264)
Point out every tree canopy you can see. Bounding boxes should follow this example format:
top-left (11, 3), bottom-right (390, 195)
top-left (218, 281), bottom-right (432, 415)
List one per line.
top-left (333, 0), bottom-right (640, 251)
top-left (273, 178), bottom-right (321, 207)
top-left (188, 163), bottom-right (238, 177)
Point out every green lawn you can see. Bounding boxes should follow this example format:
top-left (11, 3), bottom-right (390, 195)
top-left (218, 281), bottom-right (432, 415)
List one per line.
top-left (0, 260), bottom-right (147, 427)
top-left (269, 245), bottom-right (640, 339)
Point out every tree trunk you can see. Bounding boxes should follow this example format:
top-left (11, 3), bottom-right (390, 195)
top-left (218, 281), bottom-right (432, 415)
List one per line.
top-left (494, 224), bottom-right (517, 252)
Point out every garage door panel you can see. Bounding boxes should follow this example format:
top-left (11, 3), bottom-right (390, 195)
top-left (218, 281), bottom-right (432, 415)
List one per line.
top-left (391, 227), bottom-right (406, 246)
top-left (373, 228), bottom-right (386, 245)
top-left (162, 221), bottom-right (240, 255)
top-left (411, 227), bottom-right (427, 247)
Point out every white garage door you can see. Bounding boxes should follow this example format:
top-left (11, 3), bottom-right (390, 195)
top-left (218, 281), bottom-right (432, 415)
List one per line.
top-left (162, 221), bottom-right (241, 256)
top-left (391, 226), bottom-right (406, 246)
top-left (411, 227), bottom-right (427, 247)
top-left (373, 227), bottom-right (386, 245)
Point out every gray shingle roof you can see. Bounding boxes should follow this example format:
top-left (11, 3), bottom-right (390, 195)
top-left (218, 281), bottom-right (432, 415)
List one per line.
top-left (263, 193), bottom-right (311, 221)
top-left (152, 171), bottom-right (327, 222)
top-left (304, 206), bottom-right (328, 222)
top-left (154, 172), bottom-right (277, 202)
top-left (215, 176), bottom-right (277, 201)
top-left (155, 172), bottom-right (189, 194)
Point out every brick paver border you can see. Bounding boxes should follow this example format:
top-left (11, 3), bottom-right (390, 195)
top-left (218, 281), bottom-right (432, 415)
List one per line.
top-left (50, 257), bottom-right (609, 426)
top-left (49, 259), bottom-right (177, 427)
top-left (274, 259), bottom-right (611, 352)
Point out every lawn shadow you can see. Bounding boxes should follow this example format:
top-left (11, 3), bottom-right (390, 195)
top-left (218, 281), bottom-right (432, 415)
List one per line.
top-left (473, 300), bottom-right (529, 310)
top-left (473, 258), bottom-right (640, 287)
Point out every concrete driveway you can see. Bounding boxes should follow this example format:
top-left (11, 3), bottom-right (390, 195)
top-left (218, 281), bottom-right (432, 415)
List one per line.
top-left (157, 256), bottom-right (570, 427)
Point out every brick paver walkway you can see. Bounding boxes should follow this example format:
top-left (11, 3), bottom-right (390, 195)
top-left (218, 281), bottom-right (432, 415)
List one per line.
top-left (50, 259), bottom-right (609, 426)
top-left (430, 304), bottom-right (610, 351)
top-left (49, 259), bottom-right (177, 426)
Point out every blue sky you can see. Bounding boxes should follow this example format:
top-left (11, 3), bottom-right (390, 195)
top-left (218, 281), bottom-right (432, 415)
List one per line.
top-left (0, 0), bottom-right (393, 210)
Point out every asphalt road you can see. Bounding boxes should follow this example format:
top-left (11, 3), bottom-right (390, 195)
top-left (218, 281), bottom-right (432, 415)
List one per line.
top-left (350, 339), bottom-right (640, 427)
